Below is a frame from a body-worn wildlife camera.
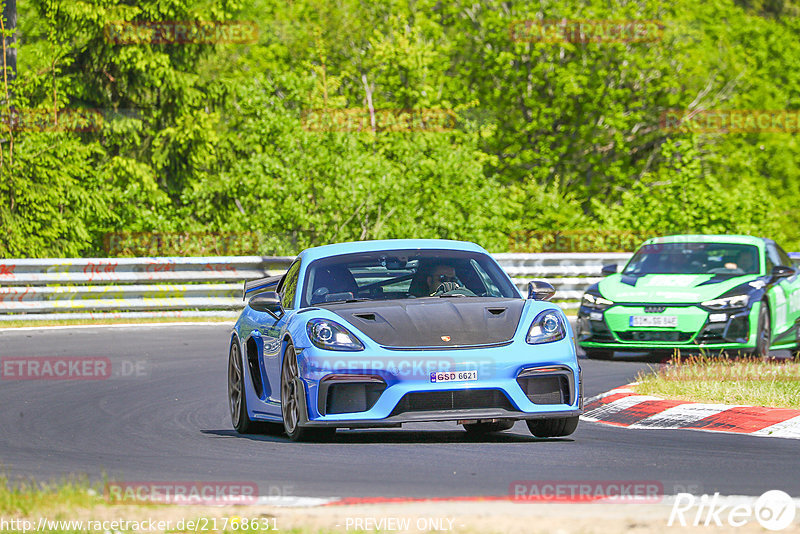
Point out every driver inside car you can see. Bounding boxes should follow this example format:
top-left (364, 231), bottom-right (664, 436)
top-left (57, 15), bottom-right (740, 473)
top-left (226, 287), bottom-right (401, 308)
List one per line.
top-left (408, 261), bottom-right (478, 297)
top-left (724, 250), bottom-right (757, 273)
top-left (427, 264), bottom-right (460, 295)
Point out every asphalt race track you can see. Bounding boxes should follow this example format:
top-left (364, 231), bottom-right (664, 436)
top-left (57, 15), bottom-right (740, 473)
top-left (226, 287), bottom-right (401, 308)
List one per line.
top-left (0, 324), bottom-right (798, 499)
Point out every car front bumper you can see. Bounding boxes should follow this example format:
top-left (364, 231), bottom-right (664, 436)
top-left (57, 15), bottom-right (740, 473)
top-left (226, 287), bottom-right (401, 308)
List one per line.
top-left (292, 339), bottom-right (582, 427)
top-left (576, 302), bottom-right (760, 352)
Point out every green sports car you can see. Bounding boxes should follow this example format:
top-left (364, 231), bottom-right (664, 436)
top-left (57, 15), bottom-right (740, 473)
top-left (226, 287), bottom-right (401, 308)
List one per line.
top-left (576, 235), bottom-right (800, 359)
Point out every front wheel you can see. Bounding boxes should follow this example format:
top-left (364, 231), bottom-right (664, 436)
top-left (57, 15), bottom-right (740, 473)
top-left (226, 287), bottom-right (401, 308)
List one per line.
top-left (526, 416), bottom-right (579, 438)
top-left (753, 303), bottom-right (771, 360)
top-left (281, 343), bottom-right (336, 442)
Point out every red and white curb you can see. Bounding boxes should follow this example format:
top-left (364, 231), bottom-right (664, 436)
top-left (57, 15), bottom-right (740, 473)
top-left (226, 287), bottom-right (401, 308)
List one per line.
top-left (581, 385), bottom-right (800, 439)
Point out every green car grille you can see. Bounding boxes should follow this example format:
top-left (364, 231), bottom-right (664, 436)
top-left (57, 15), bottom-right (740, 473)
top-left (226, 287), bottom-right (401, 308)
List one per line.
top-left (616, 331), bottom-right (694, 342)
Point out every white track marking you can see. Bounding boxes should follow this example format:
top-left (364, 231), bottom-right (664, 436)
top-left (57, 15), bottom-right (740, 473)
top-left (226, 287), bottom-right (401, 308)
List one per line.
top-left (581, 394), bottom-right (663, 422)
top-left (629, 403), bottom-right (732, 429)
top-left (752, 415), bottom-right (800, 439)
top-left (584, 386), bottom-right (800, 440)
top-left (253, 496), bottom-right (338, 507)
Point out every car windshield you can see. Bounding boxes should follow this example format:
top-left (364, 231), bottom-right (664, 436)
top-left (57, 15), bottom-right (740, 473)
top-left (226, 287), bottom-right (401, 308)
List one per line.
top-left (623, 242), bottom-right (761, 276)
top-left (301, 249), bottom-right (519, 306)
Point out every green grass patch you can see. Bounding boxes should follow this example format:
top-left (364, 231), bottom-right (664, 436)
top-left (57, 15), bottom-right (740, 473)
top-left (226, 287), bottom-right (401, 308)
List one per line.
top-left (0, 474), bottom-right (102, 517)
top-left (635, 354), bottom-right (800, 409)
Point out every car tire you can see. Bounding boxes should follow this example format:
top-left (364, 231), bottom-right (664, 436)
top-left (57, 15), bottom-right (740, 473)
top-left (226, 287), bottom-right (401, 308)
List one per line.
top-left (753, 303), bottom-right (771, 360)
top-left (526, 416), bottom-right (579, 438)
top-left (583, 349), bottom-right (613, 360)
top-left (281, 343), bottom-right (336, 442)
top-left (462, 420), bottom-right (515, 434)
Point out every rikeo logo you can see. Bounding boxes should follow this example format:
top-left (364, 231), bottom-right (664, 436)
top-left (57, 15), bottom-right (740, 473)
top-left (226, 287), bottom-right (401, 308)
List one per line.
top-left (668, 490), bottom-right (797, 530)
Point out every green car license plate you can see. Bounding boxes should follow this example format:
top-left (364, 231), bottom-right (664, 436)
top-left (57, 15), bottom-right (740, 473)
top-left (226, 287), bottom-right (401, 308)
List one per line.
top-left (629, 315), bottom-right (678, 328)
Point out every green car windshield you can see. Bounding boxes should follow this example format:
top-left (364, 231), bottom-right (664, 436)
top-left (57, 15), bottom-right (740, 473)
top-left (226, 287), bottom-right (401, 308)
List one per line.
top-left (623, 242), bottom-right (761, 276)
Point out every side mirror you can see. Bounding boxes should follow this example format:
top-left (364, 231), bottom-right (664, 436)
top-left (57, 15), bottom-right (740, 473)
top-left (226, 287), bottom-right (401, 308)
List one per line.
top-left (772, 265), bottom-right (796, 280)
top-left (601, 264), bottom-right (618, 276)
top-left (249, 291), bottom-right (283, 317)
top-left (528, 281), bottom-right (556, 301)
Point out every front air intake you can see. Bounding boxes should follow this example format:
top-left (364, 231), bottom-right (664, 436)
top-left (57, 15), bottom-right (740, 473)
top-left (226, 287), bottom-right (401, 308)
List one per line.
top-left (389, 389), bottom-right (514, 416)
top-left (516, 366), bottom-right (574, 405)
top-left (318, 375), bottom-right (386, 415)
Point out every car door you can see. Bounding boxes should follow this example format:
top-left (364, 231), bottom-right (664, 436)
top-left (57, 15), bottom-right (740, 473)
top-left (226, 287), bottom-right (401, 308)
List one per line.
top-left (765, 242), bottom-right (799, 340)
top-left (773, 243), bottom-right (800, 341)
top-left (263, 260), bottom-right (301, 403)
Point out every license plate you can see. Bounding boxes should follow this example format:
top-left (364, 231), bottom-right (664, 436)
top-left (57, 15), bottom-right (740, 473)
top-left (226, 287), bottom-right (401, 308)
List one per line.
top-left (430, 370), bottom-right (478, 383)
top-left (629, 315), bottom-right (678, 328)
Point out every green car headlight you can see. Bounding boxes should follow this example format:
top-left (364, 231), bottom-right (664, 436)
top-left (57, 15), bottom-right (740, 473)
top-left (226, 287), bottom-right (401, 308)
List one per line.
top-left (701, 294), bottom-right (749, 310)
top-left (581, 292), bottom-right (614, 310)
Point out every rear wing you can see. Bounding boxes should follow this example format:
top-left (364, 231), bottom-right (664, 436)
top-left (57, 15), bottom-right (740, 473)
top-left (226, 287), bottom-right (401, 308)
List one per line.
top-left (242, 274), bottom-right (283, 300)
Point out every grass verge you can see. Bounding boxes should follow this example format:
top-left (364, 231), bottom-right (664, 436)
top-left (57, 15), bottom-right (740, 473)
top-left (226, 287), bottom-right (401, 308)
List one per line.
top-left (2, 474), bottom-right (786, 533)
top-left (635, 354), bottom-right (800, 409)
top-left (0, 475), bottom-right (282, 533)
top-left (0, 474), bottom-right (101, 518)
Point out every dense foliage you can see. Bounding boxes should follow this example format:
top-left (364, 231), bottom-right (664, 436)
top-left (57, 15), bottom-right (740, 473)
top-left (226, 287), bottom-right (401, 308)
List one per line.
top-left (1, 0), bottom-right (799, 257)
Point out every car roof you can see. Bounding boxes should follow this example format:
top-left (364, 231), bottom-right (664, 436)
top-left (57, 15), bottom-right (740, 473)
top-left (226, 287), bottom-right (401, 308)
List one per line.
top-left (296, 239), bottom-right (488, 263)
top-left (642, 234), bottom-right (765, 247)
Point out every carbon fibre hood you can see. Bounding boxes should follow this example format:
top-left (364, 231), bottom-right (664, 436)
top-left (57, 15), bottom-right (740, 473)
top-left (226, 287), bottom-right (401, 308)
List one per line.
top-left (325, 297), bottom-right (525, 348)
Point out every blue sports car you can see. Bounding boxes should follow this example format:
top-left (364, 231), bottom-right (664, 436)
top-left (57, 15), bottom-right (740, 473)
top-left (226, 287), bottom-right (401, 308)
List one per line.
top-left (227, 239), bottom-right (582, 441)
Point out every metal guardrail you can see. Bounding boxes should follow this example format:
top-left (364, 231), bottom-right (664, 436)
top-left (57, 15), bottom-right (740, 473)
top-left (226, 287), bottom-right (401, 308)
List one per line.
top-left (0, 257), bottom-right (293, 320)
top-left (0, 253), bottom-right (630, 320)
top-left (495, 253), bottom-right (632, 306)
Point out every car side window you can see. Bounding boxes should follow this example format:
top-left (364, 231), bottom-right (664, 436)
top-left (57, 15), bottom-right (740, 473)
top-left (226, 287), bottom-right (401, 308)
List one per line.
top-left (775, 244), bottom-right (793, 267)
top-left (766, 243), bottom-right (782, 273)
top-left (470, 259), bottom-right (499, 296)
top-left (280, 261), bottom-right (301, 310)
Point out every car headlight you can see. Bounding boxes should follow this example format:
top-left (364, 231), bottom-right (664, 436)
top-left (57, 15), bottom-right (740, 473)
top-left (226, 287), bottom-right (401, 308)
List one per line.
top-left (581, 292), bottom-right (614, 310)
top-left (306, 319), bottom-right (364, 351)
top-left (526, 310), bottom-right (567, 344)
top-left (701, 294), bottom-right (749, 310)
